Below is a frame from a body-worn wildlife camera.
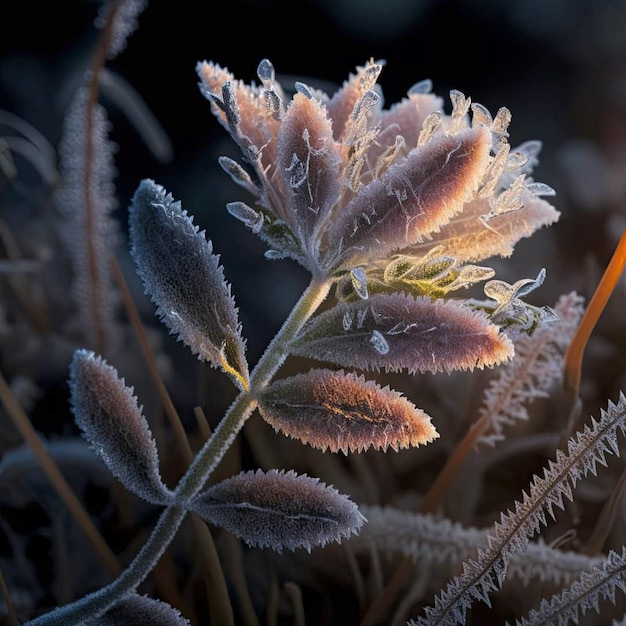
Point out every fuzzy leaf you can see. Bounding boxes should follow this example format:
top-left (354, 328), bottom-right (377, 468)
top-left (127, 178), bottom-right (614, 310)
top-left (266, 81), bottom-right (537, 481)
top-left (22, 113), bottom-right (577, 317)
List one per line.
top-left (129, 179), bottom-right (249, 391)
top-left (196, 61), bottom-right (286, 220)
top-left (189, 469), bottom-right (365, 553)
top-left (322, 126), bottom-right (492, 273)
top-left (87, 593), bottom-right (190, 625)
top-left (257, 369), bottom-right (438, 453)
top-left (68, 349), bottom-right (172, 504)
top-left (404, 193), bottom-right (560, 263)
top-left (290, 293), bottom-right (514, 374)
top-left (276, 92), bottom-right (342, 245)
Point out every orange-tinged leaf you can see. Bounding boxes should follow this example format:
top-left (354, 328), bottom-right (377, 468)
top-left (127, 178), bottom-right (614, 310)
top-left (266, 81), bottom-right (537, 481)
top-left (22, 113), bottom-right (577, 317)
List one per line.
top-left (190, 469), bottom-right (365, 553)
top-left (323, 127), bottom-right (492, 273)
top-left (257, 369), bottom-right (438, 453)
top-left (326, 60), bottom-right (383, 142)
top-left (196, 60), bottom-right (281, 166)
top-left (404, 192), bottom-right (560, 263)
top-left (290, 293), bottom-right (514, 374)
top-left (276, 92), bottom-right (342, 245)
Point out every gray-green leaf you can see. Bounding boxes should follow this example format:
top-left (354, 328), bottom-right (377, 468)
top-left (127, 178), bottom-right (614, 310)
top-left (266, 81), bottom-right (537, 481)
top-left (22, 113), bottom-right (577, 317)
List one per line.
top-left (189, 469), bottom-right (366, 553)
top-left (129, 179), bottom-right (249, 390)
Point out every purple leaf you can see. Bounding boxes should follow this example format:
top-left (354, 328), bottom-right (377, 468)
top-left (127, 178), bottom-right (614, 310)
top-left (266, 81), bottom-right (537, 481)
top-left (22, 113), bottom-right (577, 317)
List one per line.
top-left (129, 179), bottom-right (249, 391)
top-left (322, 127), bottom-right (492, 273)
top-left (88, 593), bottom-right (190, 625)
top-left (290, 293), bottom-right (514, 374)
top-left (276, 92), bottom-right (342, 247)
top-left (257, 368), bottom-right (439, 453)
top-left (190, 469), bottom-right (366, 553)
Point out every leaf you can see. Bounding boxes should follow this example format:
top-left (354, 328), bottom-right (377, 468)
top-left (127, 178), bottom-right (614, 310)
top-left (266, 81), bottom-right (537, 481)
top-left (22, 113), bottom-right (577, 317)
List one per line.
top-left (87, 593), bottom-right (190, 625)
top-left (322, 127), bottom-right (492, 273)
top-left (276, 91), bottom-right (342, 246)
top-left (129, 179), bottom-right (249, 391)
top-left (290, 293), bottom-right (514, 374)
top-left (257, 368), bottom-right (438, 453)
top-left (403, 193), bottom-right (560, 264)
top-left (68, 349), bottom-right (173, 504)
top-left (189, 469), bottom-right (365, 553)
top-left (515, 547), bottom-right (626, 626)
top-left (477, 292), bottom-right (585, 447)
top-left (326, 59), bottom-right (383, 142)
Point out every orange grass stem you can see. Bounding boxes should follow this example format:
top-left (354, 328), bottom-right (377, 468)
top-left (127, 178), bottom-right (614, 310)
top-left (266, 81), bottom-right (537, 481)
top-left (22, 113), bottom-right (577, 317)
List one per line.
top-left (564, 228), bottom-right (626, 400)
top-left (112, 258), bottom-right (193, 463)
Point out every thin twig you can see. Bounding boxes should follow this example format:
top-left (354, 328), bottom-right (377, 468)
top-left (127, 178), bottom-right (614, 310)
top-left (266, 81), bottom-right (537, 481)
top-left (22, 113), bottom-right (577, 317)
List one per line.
top-left (0, 369), bottom-right (121, 577)
top-left (113, 255), bottom-right (234, 625)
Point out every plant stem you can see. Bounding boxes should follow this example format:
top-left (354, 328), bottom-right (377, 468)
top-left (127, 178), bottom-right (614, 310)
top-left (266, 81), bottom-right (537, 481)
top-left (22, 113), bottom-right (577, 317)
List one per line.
top-left (24, 276), bottom-right (332, 626)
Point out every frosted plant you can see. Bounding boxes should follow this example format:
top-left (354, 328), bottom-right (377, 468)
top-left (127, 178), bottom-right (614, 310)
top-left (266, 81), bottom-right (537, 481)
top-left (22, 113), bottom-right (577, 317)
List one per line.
top-left (24, 57), bottom-right (562, 626)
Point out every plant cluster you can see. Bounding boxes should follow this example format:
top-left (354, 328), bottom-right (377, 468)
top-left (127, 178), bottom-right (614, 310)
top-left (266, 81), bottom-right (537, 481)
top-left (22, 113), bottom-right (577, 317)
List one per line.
top-left (2, 2), bottom-right (626, 625)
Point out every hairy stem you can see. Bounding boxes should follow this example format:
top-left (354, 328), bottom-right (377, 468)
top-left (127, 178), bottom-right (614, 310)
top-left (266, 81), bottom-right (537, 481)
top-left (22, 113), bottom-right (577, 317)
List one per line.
top-left (25, 276), bottom-right (332, 626)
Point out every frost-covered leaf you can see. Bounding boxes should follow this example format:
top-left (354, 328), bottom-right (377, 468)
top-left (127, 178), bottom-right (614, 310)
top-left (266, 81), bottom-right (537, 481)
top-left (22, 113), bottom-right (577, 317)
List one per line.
top-left (69, 349), bottom-right (172, 504)
top-left (325, 59), bottom-right (383, 143)
top-left (477, 292), bottom-right (585, 447)
top-left (87, 593), bottom-right (190, 625)
top-left (276, 91), bottom-right (342, 246)
top-left (129, 179), bottom-right (249, 391)
top-left (257, 369), bottom-right (438, 453)
top-left (290, 293), bottom-right (514, 374)
top-left (354, 506), bottom-right (604, 588)
top-left (189, 469), bottom-right (365, 553)
top-left (371, 88), bottom-right (443, 162)
top-left (402, 193), bottom-right (560, 264)
top-left (323, 127), bottom-right (492, 273)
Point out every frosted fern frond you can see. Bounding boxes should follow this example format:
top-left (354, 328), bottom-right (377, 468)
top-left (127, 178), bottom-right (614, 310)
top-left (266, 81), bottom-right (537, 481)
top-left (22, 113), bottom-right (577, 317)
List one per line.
top-left (56, 87), bottom-right (121, 355)
top-left (411, 393), bottom-right (626, 626)
top-left (189, 469), bottom-right (365, 553)
top-left (514, 547), bottom-right (626, 626)
top-left (477, 292), bottom-right (585, 447)
top-left (257, 369), bottom-right (438, 453)
top-left (86, 593), bottom-right (190, 625)
top-left (290, 293), bottom-right (513, 374)
top-left (322, 127), bottom-right (492, 274)
top-left (68, 349), bottom-right (173, 505)
top-left (354, 506), bottom-right (604, 588)
top-left (128, 179), bottom-right (249, 391)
